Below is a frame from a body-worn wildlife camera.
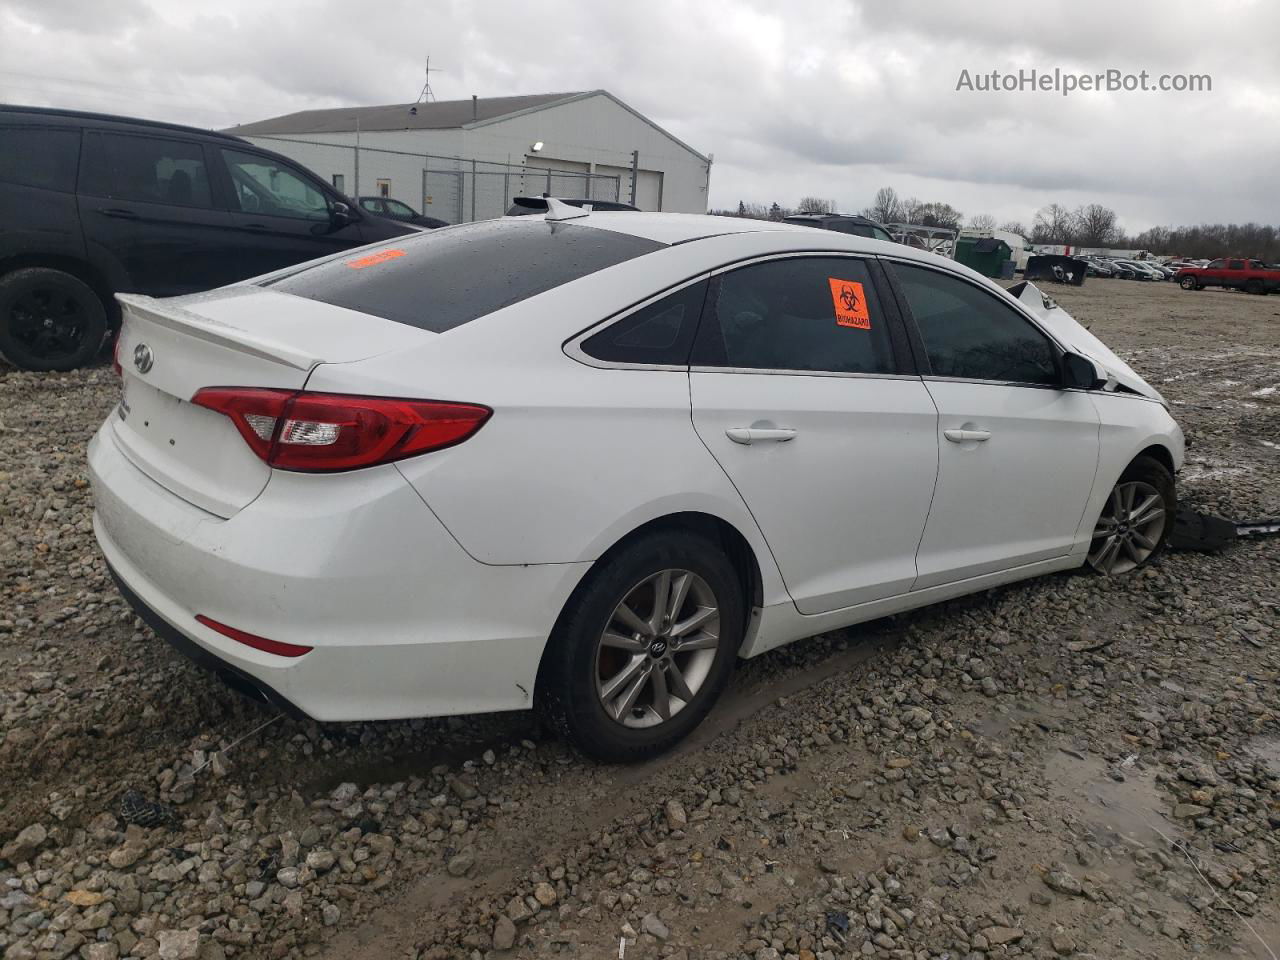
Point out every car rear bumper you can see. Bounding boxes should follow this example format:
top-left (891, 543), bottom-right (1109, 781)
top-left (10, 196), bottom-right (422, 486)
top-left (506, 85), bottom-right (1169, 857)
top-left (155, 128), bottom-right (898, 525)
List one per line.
top-left (89, 422), bottom-right (590, 721)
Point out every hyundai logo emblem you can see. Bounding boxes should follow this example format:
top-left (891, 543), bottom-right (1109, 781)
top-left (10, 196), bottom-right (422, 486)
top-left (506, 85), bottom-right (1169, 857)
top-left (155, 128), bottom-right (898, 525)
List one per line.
top-left (133, 343), bottom-right (154, 374)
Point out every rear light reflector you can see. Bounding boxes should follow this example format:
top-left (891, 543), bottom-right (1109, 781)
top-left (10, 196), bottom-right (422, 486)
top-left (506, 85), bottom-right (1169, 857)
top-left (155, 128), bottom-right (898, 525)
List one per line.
top-left (195, 615), bottom-right (313, 658)
top-left (191, 388), bottom-right (491, 472)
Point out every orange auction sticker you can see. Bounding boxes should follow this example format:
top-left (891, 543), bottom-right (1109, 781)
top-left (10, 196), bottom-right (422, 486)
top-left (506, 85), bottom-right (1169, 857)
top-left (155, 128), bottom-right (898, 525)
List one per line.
top-left (345, 248), bottom-right (407, 270)
top-left (828, 278), bottom-right (871, 329)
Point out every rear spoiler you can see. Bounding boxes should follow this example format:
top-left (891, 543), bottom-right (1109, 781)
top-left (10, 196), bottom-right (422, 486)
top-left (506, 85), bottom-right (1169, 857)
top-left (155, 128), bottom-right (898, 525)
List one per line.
top-left (117, 293), bottom-right (317, 371)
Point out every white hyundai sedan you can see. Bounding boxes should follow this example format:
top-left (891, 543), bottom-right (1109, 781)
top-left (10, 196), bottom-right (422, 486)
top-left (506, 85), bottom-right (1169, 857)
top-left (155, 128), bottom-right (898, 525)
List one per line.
top-left (89, 204), bottom-right (1183, 761)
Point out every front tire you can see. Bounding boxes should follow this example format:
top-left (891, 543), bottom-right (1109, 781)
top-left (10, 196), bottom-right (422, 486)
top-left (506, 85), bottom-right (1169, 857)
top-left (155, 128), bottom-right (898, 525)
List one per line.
top-left (538, 531), bottom-right (744, 762)
top-left (0, 268), bottom-right (108, 371)
top-left (1179, 276), bottom-right (1198, 290)
top-left (1087, 455), bottom-right (1176, 575)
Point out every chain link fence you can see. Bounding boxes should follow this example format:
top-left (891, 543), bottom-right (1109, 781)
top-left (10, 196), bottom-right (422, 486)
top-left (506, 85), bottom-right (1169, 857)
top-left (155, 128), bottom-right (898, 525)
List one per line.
top-left (245, 136), bottom-right (622, 224)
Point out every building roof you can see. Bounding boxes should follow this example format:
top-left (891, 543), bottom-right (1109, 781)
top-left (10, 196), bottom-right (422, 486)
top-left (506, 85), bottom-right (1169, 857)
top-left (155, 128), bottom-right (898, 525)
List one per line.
top-left (225, 89), bottom-right (709, 163)
top-left (226, 92), bottom-right (590, 135)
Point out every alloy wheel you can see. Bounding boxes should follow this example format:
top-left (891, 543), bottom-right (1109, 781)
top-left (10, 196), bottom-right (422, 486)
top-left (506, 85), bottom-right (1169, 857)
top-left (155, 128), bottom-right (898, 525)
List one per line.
top-left (1088, 480), bottom-right (1168, 574)
top-left (594, 569), bottom-right (721, 729)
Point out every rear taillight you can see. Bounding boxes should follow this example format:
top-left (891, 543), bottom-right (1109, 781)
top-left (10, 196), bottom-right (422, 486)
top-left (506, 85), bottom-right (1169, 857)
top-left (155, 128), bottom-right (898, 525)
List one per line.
top-left (191, 388), bottom-right (491, 472)
top-left (112, 334), bottom-right (123, 377)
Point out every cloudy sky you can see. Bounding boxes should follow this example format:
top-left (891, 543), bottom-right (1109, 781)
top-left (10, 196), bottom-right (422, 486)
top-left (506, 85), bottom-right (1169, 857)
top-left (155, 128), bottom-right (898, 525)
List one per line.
top-left (3, 0), bottom-right (1277, 232)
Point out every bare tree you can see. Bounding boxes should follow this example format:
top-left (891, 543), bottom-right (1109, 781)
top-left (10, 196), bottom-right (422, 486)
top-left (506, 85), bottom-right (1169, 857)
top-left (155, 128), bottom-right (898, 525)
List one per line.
top-left (796, 196), bottom-right (835, 214)
top-left (1031, 203), bottom-right (1076, 244)
top-left (917, 202), bottom-right (963, 231)
top-left (1072, 204), bottom-right (1123, 247)
top-left (968, 214), bottom-right (997, 233)
top-left (898, 196), bottom-right (924, 225)
top-left (998, 220), bottom-right (1028, 237)
top-left (864, 186), bottom-right (901, 224)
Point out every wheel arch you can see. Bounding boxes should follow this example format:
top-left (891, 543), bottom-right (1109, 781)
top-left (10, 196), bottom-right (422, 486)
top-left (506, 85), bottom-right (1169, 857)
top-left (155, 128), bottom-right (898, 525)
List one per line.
top-left (538, 510), bottom-right (766, 693)
top-left (1132, 442), bottom-right (1176, 478)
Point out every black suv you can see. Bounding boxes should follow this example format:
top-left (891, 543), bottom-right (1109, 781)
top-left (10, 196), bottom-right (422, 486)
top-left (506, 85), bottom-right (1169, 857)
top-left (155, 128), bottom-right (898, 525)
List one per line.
top-left (0, 106), bottom-right (417, 370)
top-left (782, 213), bottom-right (896, 242)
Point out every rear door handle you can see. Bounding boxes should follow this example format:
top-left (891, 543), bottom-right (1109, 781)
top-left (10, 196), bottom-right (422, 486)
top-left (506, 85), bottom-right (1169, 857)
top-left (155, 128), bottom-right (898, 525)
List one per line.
top-left (944, 428), bottom-right (992, 443)
top-left (726, 427), bottom-right (797, 445)
top-left (97, 208), bottom-right (139, 220)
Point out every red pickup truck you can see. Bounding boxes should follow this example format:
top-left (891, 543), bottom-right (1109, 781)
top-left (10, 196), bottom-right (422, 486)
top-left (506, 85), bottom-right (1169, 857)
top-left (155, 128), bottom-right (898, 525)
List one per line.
top-left (1176, 258), bottom-right (1280, 294)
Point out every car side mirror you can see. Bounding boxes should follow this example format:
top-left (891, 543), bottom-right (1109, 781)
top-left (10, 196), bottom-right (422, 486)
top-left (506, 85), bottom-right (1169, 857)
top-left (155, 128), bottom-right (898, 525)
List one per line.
top-left (330, 201), bottom-right (356, 227)
top-left (1061, 351), bottom-right (1108, 391)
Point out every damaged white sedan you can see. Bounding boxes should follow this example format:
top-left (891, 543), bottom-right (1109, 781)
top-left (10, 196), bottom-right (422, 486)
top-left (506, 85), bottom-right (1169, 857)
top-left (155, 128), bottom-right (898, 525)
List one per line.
top-left (89, 203), bottom-right (1183, 761)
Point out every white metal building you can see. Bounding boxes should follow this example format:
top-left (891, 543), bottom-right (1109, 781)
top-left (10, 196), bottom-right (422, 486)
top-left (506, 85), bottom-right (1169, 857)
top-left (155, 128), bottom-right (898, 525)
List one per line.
top-left (226, 90), bottom-right (711, 223)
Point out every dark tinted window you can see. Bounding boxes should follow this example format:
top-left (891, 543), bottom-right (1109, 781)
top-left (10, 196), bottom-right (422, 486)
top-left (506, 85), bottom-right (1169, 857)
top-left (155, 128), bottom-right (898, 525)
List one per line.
top-left (691, 257), bottom-right (895, 374)
top-left (894, 263), bottom-right (1059, 385)
top-left (267, 219), bottom-right (664, 333)
top-left (1228, 259), bottom-right (1246, 270)
top-left (1207, 259), bottom-right (1226, 269)
top-left (0, 126), bottom-right (80, 192)
top-left (581, 280), bottom-right (707, 365)
top-left (81, 132), bottom-right (213, 207)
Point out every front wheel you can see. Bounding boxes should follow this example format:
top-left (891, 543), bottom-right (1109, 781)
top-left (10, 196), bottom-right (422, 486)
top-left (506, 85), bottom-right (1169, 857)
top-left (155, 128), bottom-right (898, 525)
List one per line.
top-left (538, 531), bottom-right (743, 762)
top-left (1179, 276), bottom-right (1198, 290)
top-left (1087, 456), bottom-right (1176, 575)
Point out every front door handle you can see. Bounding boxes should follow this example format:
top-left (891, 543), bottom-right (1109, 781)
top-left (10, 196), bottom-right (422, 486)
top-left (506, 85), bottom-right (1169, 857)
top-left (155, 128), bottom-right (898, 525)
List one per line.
top-left (726, 427), bottom-right (797, 445)
top-left (97, 208), bottom-right (140, 220)
top-left (944, 428), bottom-right (992, 443)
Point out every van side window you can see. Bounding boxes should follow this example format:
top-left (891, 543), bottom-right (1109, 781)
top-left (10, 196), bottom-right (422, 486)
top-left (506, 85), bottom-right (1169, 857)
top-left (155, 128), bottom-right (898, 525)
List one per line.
top-left (221, 149), bottom-right (329, 221)
top-left (81, 132), bottom-right (214, 208)
top-left (0, 126), bottom-right (80, 192)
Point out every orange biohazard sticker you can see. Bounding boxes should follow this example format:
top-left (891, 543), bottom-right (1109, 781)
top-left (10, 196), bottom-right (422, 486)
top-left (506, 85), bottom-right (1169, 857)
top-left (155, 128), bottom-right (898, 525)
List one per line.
top-left (828, 278), bottom-right (871, 329)
top-left (345, 248), bottom-right (407, 270)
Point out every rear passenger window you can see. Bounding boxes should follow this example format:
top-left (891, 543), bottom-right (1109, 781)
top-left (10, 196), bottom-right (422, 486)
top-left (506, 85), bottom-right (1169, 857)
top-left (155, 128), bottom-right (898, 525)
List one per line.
top-left (691, 257), bottom-right (894, 375)
top-left (81, 133), bottom-right (213, 208)
top-left (1228, 259), bottom-right (1246, 270)
top-left (894, 263), bottom-right (1060, 386)
top-left (0, 127), bottom-right (80, 192)
top-left (581, 281), bottom-right (707, 366)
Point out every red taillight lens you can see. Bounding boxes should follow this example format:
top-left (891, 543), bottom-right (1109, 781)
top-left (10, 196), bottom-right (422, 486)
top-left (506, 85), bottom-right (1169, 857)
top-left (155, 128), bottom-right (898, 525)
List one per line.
top-left (112, 334), bottom-right (123, 377)
top-left (195, 615), bottom-right (312, 658)
top-left (191, 388), bottom-right (491, 472)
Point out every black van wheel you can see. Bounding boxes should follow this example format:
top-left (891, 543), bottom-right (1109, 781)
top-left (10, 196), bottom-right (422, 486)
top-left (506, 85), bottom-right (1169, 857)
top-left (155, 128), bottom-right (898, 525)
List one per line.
top-left (0, 268), bottom-right (108, 371)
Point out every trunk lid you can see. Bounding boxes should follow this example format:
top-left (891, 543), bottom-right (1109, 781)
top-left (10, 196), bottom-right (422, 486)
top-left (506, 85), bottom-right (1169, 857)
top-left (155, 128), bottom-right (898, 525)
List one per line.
top-left (110, 286), bottom-right (432, 518)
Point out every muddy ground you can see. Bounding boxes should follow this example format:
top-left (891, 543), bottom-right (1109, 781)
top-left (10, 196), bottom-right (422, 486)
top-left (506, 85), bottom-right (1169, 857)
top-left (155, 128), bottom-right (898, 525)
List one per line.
top-left (1, 277), bottom-right (1277, 960)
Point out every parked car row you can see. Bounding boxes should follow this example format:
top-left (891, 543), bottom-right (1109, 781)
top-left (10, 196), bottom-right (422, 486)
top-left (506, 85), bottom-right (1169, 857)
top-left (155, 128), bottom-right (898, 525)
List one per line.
top-left (1082, 257), bottom-right (1176, 281)
top-left (0, 105), bottom-right (431, 371)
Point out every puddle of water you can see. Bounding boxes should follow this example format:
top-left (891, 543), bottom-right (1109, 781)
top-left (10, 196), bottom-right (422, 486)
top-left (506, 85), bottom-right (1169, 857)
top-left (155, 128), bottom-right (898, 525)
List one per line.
top-left (1246, 736), bottom-right (1280, 778)
top-left (1044, 749), bottom-right (1175, 849)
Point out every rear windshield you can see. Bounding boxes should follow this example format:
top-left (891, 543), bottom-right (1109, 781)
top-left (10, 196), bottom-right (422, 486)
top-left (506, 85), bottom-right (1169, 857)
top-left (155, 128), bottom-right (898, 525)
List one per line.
top-left (267, 219), bottom-right (663, 332)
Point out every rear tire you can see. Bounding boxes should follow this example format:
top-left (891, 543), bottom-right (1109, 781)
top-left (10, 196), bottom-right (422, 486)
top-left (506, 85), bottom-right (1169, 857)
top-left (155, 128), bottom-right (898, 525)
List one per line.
top-left (0, 268), bottom-right (108, 371)
top-left (537, 531), bottom-right (743, 762)
top-left (1245, 278), bottom-right (1265, 295)
top-left (1087, 455), bottom-right (1176, 575)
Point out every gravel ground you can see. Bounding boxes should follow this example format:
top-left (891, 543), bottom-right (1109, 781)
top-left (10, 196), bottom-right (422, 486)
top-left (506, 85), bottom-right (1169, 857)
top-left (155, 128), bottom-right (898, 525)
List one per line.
top-left (1, 278), bottom-right (1277, 960)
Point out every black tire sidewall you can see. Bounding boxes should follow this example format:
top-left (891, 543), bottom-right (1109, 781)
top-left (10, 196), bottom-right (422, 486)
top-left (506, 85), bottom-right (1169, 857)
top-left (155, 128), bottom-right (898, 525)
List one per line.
top-left (540, 532), bottom-right (744, 762)
top-left (1179, 276), bottom-right (1196, 290)
top-left (0, 268), bottom-right (108, 371)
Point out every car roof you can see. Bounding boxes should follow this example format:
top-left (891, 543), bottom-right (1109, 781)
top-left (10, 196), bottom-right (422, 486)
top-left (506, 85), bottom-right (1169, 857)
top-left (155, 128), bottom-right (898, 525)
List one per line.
top-left (574, 211), bottom-right (818, 245)
top-left (0, 103), bottom-right (249, 143)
